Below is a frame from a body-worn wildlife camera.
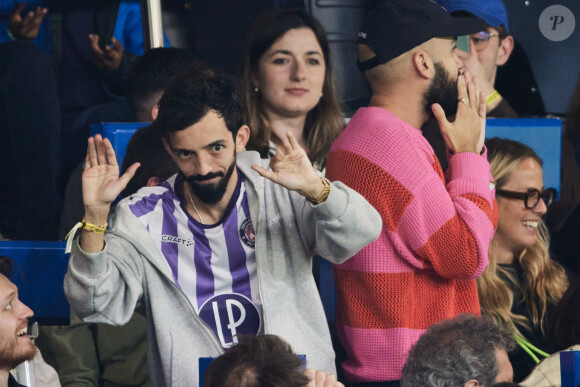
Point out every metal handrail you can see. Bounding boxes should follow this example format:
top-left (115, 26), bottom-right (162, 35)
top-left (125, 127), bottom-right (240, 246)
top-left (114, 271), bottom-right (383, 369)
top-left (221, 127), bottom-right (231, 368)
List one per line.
top-left (140, 0), bottom-right (165, 50)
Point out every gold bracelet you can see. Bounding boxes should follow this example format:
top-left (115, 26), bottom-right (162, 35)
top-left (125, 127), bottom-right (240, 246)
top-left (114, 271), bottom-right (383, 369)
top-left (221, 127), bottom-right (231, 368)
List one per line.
top-left (82, 218), bottom-right (107, 233)
top-left (313, 178), bottom-right (331, 204)
top-left (485, 90), bottom-right (501, 106)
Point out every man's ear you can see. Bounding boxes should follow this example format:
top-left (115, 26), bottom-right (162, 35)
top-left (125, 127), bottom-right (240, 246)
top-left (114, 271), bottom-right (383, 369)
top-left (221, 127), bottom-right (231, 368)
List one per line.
top-left (235, 125), bottom-right (250, 153)
top-left (464, 379), bottom-right (481, 387)
top-left (496, 35), bottom-right (514, 66)
top-left (413, 50), bottom-right (434, 80)
top-left (146, 176), bottom-right (161, 187)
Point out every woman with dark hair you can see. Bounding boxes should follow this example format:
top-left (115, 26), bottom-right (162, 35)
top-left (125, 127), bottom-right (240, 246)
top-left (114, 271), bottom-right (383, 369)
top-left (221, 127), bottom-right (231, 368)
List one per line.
top-left (242, 8), bottom-right (343, 169)
top-left (480, 137), bottom-right (569, 382)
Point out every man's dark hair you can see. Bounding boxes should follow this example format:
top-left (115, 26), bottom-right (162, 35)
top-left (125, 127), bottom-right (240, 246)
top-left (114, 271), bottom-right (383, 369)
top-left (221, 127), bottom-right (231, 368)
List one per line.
top-left (152, 72), bottom-right (244, 140)
top-left (401, 314), bottom-right (515, 387)
top-left (126, 48), bottom-right (205, 109)
top-left (120, 125), bottom-right (178, 198)
top-left (203, 335), bottom-right (309, 387)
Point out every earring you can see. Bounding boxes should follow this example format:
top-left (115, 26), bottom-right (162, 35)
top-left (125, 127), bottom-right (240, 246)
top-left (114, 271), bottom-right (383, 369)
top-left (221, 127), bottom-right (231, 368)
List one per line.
top-left (254, 87), bottom-right (259, 92)
top-left (320, 92), bottom-right (323, 97)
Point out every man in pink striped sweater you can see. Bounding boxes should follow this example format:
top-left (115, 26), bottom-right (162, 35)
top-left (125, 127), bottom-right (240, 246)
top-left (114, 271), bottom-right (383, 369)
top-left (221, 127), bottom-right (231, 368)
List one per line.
top-left (326, 0), bottom-right (499, 385)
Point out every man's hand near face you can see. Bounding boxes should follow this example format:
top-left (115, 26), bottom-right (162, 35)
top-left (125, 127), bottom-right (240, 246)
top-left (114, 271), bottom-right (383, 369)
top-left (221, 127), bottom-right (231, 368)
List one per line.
top-left (432, 71), bottom-right (487, 154)
top-left (89, 34), bottom-right (124, 72)
top-left (8, 2), bottom-right (47, 40)
top-left (251, 132), bottom-right (327, 203)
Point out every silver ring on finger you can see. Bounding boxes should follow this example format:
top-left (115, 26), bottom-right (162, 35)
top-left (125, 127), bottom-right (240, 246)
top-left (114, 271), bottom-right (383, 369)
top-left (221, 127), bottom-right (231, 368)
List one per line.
top-left (83, 163), bottom-right (92, 169)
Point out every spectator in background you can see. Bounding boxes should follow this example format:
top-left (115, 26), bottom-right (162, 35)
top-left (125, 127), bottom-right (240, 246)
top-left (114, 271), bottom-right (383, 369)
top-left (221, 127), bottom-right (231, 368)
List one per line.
top-left (71, 47), bottom-right (203, 132)
top-left (1, 0), bottom-right (160, 162)
top-left (204, 335), bottom-right (344, 387)
top-left (0, 255), bottom-right (60, 387)
top-left (125, 48), bottom-right (208, 123)
top-left (326, 0), bottom-right (496, 384)
top-left (55, 0), bottom-right (171, 190)
top-left (437, 0), bottom-right (515, 117)
top-left (0, 265), bottom-right (36, 387)
top-left (52, 0), bottom-right (164, 125)
top-left (436, 0), bottom-right (545, 117)
top-left (401, 314), bottom-right (515, 387)
top-left (480, 138), bottom-right (568, 382)
top-left (242, 8), bottom-right (343, 170)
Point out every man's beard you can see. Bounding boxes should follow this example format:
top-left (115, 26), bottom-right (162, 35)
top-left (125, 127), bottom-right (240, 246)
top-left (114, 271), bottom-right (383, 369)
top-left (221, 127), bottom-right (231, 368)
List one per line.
top-left (184, 158), bottom-right (236, 205)
top-left (423, 62), bottom-right (459, 118)
top-left (0, 336), bottom-right (36, 371)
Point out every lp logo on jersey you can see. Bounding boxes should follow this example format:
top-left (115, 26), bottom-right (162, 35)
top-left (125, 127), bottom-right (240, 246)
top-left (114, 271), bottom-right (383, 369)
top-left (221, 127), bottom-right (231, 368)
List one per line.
top-left (239, 217), bottom-right (255, 248)
top-left (199, 293), bottom-right (261, 348)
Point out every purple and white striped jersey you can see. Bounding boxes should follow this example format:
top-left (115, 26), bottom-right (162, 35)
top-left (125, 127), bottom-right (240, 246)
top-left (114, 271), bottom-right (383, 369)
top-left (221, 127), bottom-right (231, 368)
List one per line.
top-left (127, 171), bottom-right (262, 348)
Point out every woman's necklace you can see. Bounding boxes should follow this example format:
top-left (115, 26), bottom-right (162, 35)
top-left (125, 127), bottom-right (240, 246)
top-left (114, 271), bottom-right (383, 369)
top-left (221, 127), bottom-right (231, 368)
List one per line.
top-left (186, 184), bottom-right (204, 225)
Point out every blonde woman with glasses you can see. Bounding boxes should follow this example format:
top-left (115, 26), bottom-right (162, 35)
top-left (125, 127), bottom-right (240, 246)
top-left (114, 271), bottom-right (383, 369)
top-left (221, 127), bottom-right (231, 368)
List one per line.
top-left (480, 137), bottom-right (568, 382)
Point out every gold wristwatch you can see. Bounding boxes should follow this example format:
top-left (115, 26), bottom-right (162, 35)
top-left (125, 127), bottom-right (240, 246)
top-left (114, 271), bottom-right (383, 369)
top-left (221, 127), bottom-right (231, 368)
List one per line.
top-left (313, 177), bottom-right (331, 204)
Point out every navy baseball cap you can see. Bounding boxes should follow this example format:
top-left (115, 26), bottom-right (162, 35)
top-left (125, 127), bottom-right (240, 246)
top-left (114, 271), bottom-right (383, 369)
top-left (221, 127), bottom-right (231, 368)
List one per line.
top-left (437, 0), bottom-right (510, 33)
top-left (357, 0), bottom-right (485, 71)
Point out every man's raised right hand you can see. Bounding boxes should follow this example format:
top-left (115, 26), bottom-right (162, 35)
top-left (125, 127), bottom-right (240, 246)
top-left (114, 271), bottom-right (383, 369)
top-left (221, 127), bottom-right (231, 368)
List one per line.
top-left (82, 135), bottom-right (139, 221)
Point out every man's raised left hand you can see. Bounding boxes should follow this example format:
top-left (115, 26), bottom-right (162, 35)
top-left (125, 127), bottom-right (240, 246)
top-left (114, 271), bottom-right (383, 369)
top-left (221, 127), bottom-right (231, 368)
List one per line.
top-left (251, 132), bottom-right (326, 203)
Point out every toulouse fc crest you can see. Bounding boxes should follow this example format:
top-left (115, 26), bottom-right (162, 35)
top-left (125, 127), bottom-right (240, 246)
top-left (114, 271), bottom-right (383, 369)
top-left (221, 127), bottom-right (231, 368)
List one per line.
top-left (239, 217), bottom-right (255, 248)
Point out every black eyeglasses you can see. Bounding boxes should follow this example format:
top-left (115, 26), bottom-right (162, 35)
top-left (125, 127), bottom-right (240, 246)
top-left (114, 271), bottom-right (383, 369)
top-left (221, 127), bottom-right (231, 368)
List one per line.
top-left (469, 31), bottom-right (500, 51)
top-left (495, 188), bottom-right (557, 209)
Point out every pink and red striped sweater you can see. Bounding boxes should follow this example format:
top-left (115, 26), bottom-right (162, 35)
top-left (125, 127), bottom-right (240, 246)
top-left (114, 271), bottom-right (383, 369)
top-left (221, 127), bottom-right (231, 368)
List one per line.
top-left (326, 107), bottom-right (498, 382)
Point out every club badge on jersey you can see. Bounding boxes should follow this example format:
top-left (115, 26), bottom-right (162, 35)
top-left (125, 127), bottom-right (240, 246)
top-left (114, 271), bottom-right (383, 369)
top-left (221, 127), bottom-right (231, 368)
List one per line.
top-left (239, 217), bottom-right (255, 248)
top-left (199, 293), bottom-right (261, 348)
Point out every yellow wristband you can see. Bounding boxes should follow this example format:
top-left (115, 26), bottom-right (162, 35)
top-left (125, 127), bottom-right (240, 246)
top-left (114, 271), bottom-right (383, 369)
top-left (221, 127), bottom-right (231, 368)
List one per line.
top-left (81, 218), bottom-right (107, 233)
top-left (485, 90), bottom-right (501, 106)
top-left (6, 28), bottom-right (16, 41)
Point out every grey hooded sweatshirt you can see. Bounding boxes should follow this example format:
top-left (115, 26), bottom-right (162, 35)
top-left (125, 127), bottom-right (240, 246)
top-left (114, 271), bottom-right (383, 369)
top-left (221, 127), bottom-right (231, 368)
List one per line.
top-left (64, 150), bottom-right (382, 386)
